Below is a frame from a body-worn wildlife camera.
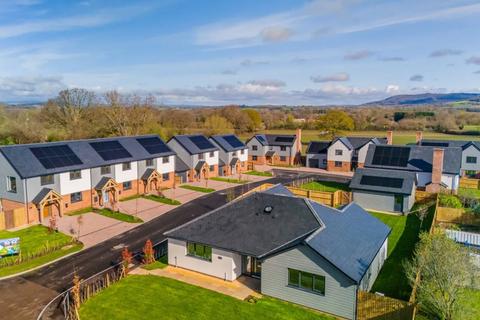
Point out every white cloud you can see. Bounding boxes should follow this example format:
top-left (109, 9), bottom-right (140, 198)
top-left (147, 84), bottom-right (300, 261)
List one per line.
top-left (311, 72), bottom-right (350, 83)
top-left (386, 84), bottom-right (400, 94)
top-left (240, 59), bottom-right (269, 67)
top-left (344, 50), bottom-right (373, 60)
top-left (260, 26), bottom-right (294, 42)
top-left (429, 49), bottom-right (463, 57)
top-left (466, 56), bottom-right (480, 65)
top-left (0, 4), bottom-right (153, 38)
top-left (0, 76), bottom-right (66, 101)
top-left (410, 74), bottom-right (424, 82)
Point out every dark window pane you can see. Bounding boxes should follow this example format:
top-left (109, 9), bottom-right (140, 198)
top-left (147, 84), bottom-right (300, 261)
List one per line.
top-left (187, 242), bottom-right (195, 255)
top-left (204, 246), bottom-right (212, 260)
top-left (300, 272), bottom-right (313, 291)
top-left (288, 269), bottom-right (299, 287)
top-left (314, 275), bottom-right (325, 295)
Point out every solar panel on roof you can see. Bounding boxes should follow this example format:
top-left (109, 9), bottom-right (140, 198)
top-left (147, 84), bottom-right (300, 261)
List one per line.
top-left (421, 142), bottom-right (449, 147)
top-left (275, 136), bottom-right (294, 143)
top-left (90, 141), bottom-right (132, 161)
top-left (137, 137), bottom-right (170, 155)
top-left (256, 135), bottom-right (265, 143)
top-left (30, 145), bottom-right (83, 169)
top-left (360, 175), bottom-right (403, 188)
top-left (189, 136), bottom-right (214, 150)
top-left (372, 146), bottom-right (410, 167)
top-left (223, 135), bottom-right (244, 148)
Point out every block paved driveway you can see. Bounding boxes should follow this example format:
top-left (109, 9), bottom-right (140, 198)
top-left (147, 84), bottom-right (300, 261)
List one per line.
top-left (0, 170), bottom-right (346, 320)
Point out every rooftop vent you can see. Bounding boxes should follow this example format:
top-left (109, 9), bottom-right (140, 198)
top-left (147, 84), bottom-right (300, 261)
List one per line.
top-left (264, 206), bottom-right (273, 214)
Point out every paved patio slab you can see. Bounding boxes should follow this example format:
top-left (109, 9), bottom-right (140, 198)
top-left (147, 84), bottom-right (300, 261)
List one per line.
top-left (133, 266), bottom-right (261, 300)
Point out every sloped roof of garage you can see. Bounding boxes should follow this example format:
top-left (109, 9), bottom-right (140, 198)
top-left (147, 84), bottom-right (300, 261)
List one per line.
top-left (349, 167), bottom-right (417, 195)
top-left (306, 141), bottom-right (330, 154)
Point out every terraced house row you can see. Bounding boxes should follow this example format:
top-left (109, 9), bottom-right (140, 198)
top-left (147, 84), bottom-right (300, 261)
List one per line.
top-left (0, 134), bottom-right (249, 230)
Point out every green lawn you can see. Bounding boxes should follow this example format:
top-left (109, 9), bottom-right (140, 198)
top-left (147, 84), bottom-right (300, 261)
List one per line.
top-left (93, 208), bottom-right (143, 223)
top-left (143, 194), bottom-right (181, 205)
top-left (79, 275), bottom-right (334, 320)
top-left (369, 204), bottom-right (435, 301)
top-left (180, 185), bottom-right (216, 193)
top-left (210, 177), bottom-right (247, 184)
top-left (458, 187), bottom-right (480, 199)
top-left (458, 289), bottom-right (480, 320)
top-left (141, 255), bottom-right (168, 270)
top-left (244, 170), bottom-right (273, 177)
top-left (66, 207), bottom-right (93, 216)
top-left (0, 225), bottom-right (82, 277)
top-left (301, 181), bottom-right (350, 192)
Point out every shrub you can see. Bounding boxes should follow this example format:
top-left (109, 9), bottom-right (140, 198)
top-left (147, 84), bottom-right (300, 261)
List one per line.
top-left (438, 194), bottom-right (463, 208)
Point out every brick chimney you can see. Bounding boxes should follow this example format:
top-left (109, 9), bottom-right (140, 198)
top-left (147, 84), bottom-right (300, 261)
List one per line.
top-left (416, 131), bottom-right (423, 144)
top-left (426, 148), bottom-right (444, 193)
top-left (386, 131), bottom-right (393, 145)
top-left (295, 128), bottom-right (302, 152)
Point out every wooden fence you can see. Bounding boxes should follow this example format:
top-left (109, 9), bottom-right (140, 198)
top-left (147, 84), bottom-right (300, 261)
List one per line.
top-left (459, 177), bottom-right (480, 189)
top-left (0, 207), bottom-right (27, 230)
top-left (244, 183), bottom-right (351, 207)
top-left (436, 206), bottom-right (480, 226)
top-left (357, 291), bottom-right (415, 320)
top-left (415, 190), bottom-right (436, 203)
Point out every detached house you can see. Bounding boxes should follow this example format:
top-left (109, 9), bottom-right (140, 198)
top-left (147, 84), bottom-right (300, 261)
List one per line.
top-left (364, 144), bottom-right (462, 193)
top-left (209, 134), bottom-right (248, 176)
top-left (0, 135), bottom-right (175, 229)
top-left (416, 133), bottom-right (480, 177)
top-left (167, 135), bottom-right (219, 182)
top-left (326, 135), bottom-right (389, 172)
top-left (165, 184), bottom-right (390, 320)
top-left (246, 129), bottom-right (302, 166)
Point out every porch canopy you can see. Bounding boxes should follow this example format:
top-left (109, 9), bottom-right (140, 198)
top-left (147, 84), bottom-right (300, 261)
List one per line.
top-left (32, 188), bottom-right (63, 221)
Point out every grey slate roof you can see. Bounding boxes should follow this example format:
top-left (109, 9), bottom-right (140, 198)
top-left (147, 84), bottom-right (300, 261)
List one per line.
top-left (210, 135), bottom-right (247, 152)
top-left (265, 150), bottom-right (276, 157)
top-left (165, 192), bottom-right (322, 258)
top-left (229, 157), bottom-right (239, 166)
top-left (195, 160), bottom-right (206, 171)
top-left (141, 168), bottom-right (156, 181)
top-left (168, 135), bottom-right (218, 155)
top-left (251, 134), bottom-right (296, 147)
top-left (364, 144), bottom-right (462, 174)
top-left (175, 157), bottom-right (189, 173)
top-left (95, 176), bottom-right (112, 190)
top-left (349, 167), bottom-right (416, 195)
top-left (306, 201), bottom-right (391, 283)
top-left (306, 141), bottom-right (330, 154)
top-left (0, 135), bottom-right (175, 179)
top-left (32, 188), bottom-right (53, 204)
top-left (165, 186), bottom-right (391, 284)
top-left (333, 136), bottom-right (386, 151)
top-left (419, 139), bottom-right (480, 151)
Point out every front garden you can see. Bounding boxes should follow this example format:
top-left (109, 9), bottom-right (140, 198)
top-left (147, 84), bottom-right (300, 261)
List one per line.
top-left (210, 177), bottom-right (248, 184)
top-left (180, 185), bottom-right (216, 193)
top-left (0, 225), bottom-right (82, 277)
top-left (79, 275), bottom-right (334, 320)
top-left (244, 170), bottom-right (273, 177)
top-left (93, 208), bottom-right (143, 223)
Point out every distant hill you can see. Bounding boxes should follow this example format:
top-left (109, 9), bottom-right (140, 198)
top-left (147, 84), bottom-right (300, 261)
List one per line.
top-left (365, 93), bottom-right (480, 106)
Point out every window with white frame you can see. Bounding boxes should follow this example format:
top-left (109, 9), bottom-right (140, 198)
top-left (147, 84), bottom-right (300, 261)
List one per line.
top-left (41, 175), bottom-right (54, 186)
top-left (122, 162), bottom-right (131, 171)
top-left (6, 176), bottom-right (17, 193)
top-left (70, 170), bottom-right (82, 180)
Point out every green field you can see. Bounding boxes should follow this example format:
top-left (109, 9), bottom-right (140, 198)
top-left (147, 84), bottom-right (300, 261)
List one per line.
top-left (0, 225), bottom-right (82, 277)
top-left (79, 275), bottom-right (334, 320)
top-left (369, 205), bottom-right (434, 301)
top-left (301, 181), bottom-right (350, 192)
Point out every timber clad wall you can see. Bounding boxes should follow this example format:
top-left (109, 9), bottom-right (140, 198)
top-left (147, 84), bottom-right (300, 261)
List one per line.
top-left (261, 244), bottom-right (357, 320)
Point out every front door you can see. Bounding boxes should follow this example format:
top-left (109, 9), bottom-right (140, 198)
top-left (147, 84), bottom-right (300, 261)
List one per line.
top-left (43, 205), bottom-right (52, 218)
top-left (242, 256), bottom-right (261, 278)
top-left (103, 191), bottom-right (110, 204)
top-left (394, 195), bottom-right (403, 212)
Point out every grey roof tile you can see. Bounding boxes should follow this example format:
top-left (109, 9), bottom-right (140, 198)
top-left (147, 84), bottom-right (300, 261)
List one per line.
top-left (349, 167), bottom-right (416, 195)
top-left (210, 135), bottom-right (247, 152)
top-left (169, 135), bottom-right (218, 155)
top-left (306, 141), bottom-right (330, 154)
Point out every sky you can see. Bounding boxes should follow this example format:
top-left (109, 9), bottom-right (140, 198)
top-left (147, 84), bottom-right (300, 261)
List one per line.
top-left (1, 0), bottom-right (480, 105)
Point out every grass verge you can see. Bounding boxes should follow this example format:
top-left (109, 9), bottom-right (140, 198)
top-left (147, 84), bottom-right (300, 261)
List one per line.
top-left (180, 185), bottom-right (215, 193)
top-left (244, 170), bottom-right (273, 177)
top-left (119, 194), bottom-right (142, 202)
top-left (66, 207), bottom-right (93, 216)
top-left (210, 177), bottom-right (247, 184)
top-left (301, 181), bottom-right (350, 192)
top-left (141, 255), bottom-right (168, 270)
top-left (79, 275), bottom-right (334, 320)
top-left (93, 208), bottom-right (143, 223)
top-left (143, 194), bottom-right (181, 205)
top-left (369, 204), bottom-right (435, 300)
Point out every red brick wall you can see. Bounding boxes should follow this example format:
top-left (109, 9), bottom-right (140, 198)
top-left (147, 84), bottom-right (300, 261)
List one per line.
top-left (327, 160), bottom-right (351, 172)
top-left (249, 155), bottom-right (266, 165)
top-left (63, 190), bottom-right (93, 213)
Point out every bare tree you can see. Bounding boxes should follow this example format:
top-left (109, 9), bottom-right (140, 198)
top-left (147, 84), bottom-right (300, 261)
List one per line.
top-left (405, 230), bottom-right (478, 320)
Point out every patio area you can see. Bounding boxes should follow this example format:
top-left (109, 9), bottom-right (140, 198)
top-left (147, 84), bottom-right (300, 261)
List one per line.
top-left (134, 265), bottom-right (261, 300)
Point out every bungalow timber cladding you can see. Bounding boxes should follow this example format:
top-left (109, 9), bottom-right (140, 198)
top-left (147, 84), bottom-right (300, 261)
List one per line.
top-left (165, 184), bottom-right (390, 320)
top-left (0, 135), bottom-right (176, 230)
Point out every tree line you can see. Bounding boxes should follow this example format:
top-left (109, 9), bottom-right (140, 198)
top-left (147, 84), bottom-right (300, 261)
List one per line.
top-left (0, 88), bottom-right (479, 144)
